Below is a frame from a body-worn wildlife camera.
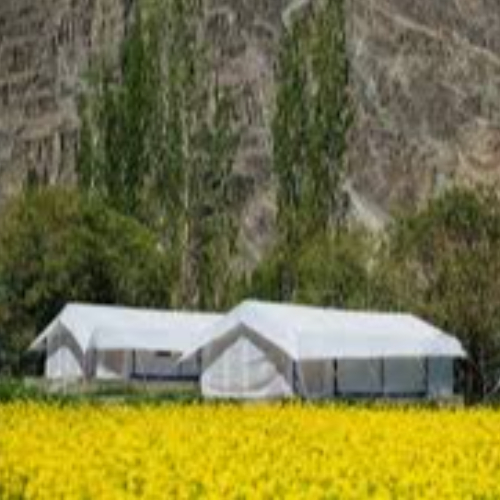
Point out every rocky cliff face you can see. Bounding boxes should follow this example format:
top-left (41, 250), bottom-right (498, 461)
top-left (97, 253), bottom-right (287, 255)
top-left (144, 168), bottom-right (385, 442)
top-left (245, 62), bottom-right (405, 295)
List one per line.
top-left (1, 0), bottom-right (500, 245)
top-left (0, 0), bottom-right (126, 198)
top-left (348, 0), bottom-right (500, 222)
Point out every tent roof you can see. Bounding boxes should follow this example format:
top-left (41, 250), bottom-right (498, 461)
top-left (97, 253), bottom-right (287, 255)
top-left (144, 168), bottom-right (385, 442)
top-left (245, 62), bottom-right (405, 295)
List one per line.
top-left (29, 303), bottom-right (222, 353)
top-left (182, 300), bottom-right (467, 361)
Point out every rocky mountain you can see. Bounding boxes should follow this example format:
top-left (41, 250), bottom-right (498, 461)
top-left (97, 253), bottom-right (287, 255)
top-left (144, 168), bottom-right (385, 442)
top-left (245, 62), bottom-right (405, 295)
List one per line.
top-left (0, 0), bottom-right (127, 197)
top-left (348, 0), bottom-right (500, 225)
top-left (1, 0), bottom-right (499, 253)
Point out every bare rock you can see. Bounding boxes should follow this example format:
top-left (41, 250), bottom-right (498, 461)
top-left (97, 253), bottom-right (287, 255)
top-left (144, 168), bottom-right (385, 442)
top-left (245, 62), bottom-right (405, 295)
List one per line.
top-left (0, 0), bottom-right (126, 199)
top-left (347, 0), bottom-right (500, 216)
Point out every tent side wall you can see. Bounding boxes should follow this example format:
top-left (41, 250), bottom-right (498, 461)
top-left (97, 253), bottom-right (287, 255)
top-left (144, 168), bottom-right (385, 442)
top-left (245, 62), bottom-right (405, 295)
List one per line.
top-left (296, 357), bottom-right (457, 399)
top-left (90, 350), bottom-right (202, 381)
top-left (428, 358), bottom-right (455, 398)
top-left (129, 351), bottom-right (200, 380)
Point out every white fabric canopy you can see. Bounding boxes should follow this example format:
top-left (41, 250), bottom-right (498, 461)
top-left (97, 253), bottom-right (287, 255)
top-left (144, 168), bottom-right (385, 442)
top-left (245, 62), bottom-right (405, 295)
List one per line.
top-left (30, 303), bottom-right (222, 354)
top-left (182, 300), bottom-right (466, 362)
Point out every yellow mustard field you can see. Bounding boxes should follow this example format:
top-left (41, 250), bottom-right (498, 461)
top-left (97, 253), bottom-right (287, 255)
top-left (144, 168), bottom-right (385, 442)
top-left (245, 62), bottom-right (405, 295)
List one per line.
top-left (0, 403), bottom-right (499, 499)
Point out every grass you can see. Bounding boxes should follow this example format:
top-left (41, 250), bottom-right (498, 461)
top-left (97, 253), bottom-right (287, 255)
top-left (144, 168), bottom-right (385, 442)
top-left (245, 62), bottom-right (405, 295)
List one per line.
top-left (0, 378), bottom-right (472, 411)
top-left (0, 378), bottom-right (202, 405)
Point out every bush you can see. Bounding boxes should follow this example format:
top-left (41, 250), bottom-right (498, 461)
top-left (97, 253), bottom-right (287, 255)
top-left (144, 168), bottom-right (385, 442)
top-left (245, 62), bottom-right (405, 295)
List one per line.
top-left (0, 379), bottom-right (48, 403)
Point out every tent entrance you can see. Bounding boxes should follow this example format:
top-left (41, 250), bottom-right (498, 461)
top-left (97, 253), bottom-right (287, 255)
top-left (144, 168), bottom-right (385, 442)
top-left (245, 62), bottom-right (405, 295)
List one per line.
top-left (201, 332), bottom-right (295, 399)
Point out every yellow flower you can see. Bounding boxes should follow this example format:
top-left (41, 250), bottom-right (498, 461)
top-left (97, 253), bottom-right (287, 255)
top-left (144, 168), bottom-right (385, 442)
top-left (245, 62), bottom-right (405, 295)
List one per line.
top-left (0, 402), bottom-right (499, 499)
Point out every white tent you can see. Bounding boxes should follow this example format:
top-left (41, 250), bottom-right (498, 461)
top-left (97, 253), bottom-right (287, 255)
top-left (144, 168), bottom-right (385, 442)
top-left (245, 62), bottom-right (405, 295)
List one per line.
top-left (181, 300), bottom-right (467, 400)
top-left (29, 303), bottom-right (222, 382)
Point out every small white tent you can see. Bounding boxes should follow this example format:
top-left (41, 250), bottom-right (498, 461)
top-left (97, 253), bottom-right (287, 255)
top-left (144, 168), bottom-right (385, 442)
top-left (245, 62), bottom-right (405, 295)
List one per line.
top-left (29, 303), bottom-right (222, 382)
top-left (181, 300), bottom-right (467, 400)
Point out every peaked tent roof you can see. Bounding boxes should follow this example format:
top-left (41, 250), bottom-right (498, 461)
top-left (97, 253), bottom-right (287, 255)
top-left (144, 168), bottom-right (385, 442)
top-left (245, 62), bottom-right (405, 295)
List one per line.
top-left (30, 303), bottom-right (223, 353)
top-left (181, 300), bottom-right (467, 361)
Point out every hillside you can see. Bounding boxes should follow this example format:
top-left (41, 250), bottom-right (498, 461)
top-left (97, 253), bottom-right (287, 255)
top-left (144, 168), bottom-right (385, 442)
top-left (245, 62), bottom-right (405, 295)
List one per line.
top-left (348, 0), bottom-right (500, 222)
top-left (0, 0), bottom-right (499, 251)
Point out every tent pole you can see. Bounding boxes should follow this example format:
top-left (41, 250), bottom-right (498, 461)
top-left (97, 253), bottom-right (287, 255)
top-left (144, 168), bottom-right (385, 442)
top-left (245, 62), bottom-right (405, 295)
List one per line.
top-left (197, 351), bottom-right (202, 376)
top-left (127, 350), bottom-right (133, 390)
top-left (333, 360), bottom-right (338, 398)
top-left (424, 358), bottom-right (429, 399)
top-left (177, 351), bottom-right (183, 379)
top-left (60, 326), bottom-right (67, 396)
top-left (452, 359), bottom-right (457, 395)
top-left (292, 361), bottom-right (298, 396)
top-left (292, 361), bottom-right (303, 398)
top-left (141, 351), bottom-right (146, 385)
top-left (132, 350), bottom-right (136, 378)
top-left (380, 358), bottom-right (385, 398)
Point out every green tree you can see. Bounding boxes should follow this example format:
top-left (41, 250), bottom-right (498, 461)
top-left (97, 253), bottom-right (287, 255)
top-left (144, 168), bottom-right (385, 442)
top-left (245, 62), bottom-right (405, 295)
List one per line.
top-left (78, 6), bottom-right (161, 217)
top-left (272, 0), bottom-right (351, 299)
top-left (249, 229), bottom-right (389, 310)
top-left (383, 186), bottom-right (500, 399)
top-left (78, 0), bottom-right (239, 310)
top-left (294, 230), bottom-right (389, 309)
top-left (0, 188), bottom-right (171, 374)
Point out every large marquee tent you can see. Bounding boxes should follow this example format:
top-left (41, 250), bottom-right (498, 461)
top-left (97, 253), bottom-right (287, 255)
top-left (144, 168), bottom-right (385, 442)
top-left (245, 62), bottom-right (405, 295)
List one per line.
top-left (29, 303), bottom-right (222, 382)
top-left (181, 300), bottom-right (466, 400)
top-left (30, 300), bottom-right (466, 399)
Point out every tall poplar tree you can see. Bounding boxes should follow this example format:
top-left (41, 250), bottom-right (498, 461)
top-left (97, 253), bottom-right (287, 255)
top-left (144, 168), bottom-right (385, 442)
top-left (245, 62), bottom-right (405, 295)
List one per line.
top-left (271, 0), bottom-right (351, 299)
top-left (77, 0), bottom-right (239, 310)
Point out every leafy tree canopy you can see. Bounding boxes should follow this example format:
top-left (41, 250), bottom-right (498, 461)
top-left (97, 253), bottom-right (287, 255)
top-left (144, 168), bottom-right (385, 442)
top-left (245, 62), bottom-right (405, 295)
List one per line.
top-left (0, 188), bottom-right (171, 374)
top-left (249, 228), bottom-right (389, 310)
